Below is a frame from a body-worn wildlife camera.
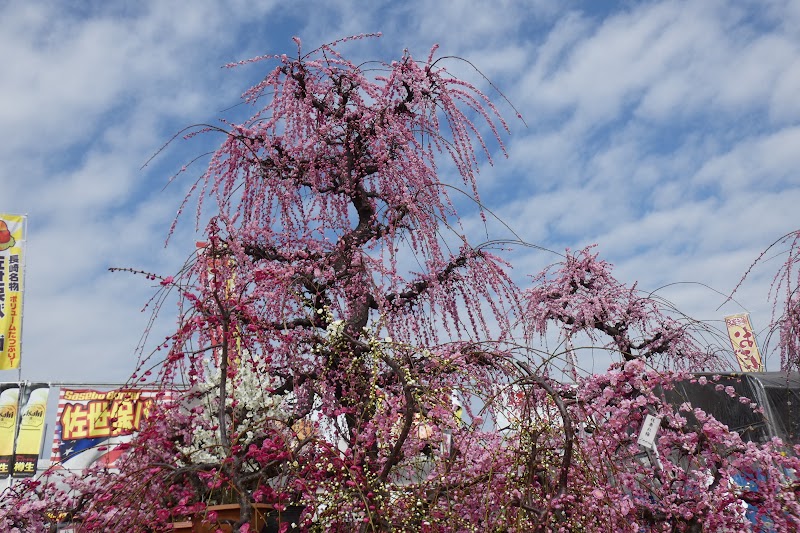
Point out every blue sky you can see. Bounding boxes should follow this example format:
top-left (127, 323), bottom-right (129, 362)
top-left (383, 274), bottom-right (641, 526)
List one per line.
top-left (1, 0), bottom-right (798, 382)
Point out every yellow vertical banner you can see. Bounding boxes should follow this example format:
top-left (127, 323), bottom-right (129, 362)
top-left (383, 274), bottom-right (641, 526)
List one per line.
top-left (724, 313), bottom-right (764, 372)
top-left (0, 384), bottom-right (20, 477)
top-left (0, 214), bottom-right (26, 370)
top-left (12, 384), bottom-right (49, 478)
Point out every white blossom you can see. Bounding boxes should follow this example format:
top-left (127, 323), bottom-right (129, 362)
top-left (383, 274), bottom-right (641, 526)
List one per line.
top-left (178, 355), bottom-right (291, 466)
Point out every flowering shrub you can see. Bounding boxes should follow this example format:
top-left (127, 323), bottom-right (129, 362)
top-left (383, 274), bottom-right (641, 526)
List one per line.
top-left (177, 356), bottom-right (291, 469)
top-left (3, 36), bottom-right (800, 532)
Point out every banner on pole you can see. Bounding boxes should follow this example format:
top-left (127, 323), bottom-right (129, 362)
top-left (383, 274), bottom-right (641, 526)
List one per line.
top-left (196, 241), bottom-right (241, 365)
top-left (0, 383), bottom-right (20, 477)
top-left (0, 214), bottom-right (26, 370)
top-left (12, 384), bottom-right (48, 477)
top-left (50, 388), bottom-right (159, 471)
top-left (724, 313), bottom-right (764, 372)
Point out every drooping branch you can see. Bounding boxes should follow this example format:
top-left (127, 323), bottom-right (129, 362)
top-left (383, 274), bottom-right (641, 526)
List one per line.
top-left (378, 251), bottom-right (474, 311)
top-left (525, 247), bottom-right (711, 368)
top-left (515, 363), bottom-right (575, 498)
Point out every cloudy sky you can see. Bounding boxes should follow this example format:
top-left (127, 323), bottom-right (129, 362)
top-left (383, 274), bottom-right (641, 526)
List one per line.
top-left (1, 0), bottom-right (798, 384)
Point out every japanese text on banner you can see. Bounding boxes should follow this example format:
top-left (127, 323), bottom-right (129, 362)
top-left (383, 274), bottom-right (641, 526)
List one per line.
top-left (0, 214), bottom-right (26, 370)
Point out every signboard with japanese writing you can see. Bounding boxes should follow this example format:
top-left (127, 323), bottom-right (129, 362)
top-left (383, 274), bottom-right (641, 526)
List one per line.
top-left (12, 384), bottom-right (48, 478)
top-left (637, 414), bottom-right (662, 450)
top-left (0, 214), bottom-right (26, 370)
top-left (724, 313), bottom-right (764, 372)
top-left (50, 388), bottom-right (158, 471)
top-left (0, 383), bottom-right (20, 477)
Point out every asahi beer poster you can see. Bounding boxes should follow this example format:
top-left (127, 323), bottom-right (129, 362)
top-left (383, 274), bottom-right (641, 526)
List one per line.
top-left (51, 389), bottom-right (158, 471)
top-left (12, 384), bottom-right (48, 478)
top-left (0, 214), bottom-right (26, 370)
top-left (0, 383), bottom-right (20, 477)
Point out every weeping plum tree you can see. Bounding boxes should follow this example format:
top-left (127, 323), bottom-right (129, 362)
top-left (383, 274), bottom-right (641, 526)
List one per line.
top-left (3, 36), bottom-right (800, 532)
top-left (746, 230), bottom-right (800, 371)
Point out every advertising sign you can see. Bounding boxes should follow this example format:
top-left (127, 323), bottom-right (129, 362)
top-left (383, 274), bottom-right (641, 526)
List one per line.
top-left (12, 384), bottom-right (48, 477)
top-left (0, 214), bottom-right (26, 370)
top-left (51, 388), bottom-right (158, 471)
top-left (724, 313), bottom-right (764, 372)
top-left (0, 383), bottom-right (20, 477)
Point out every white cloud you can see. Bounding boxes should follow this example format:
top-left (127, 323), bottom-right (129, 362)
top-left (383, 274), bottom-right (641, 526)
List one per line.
top-left (1, 0), bottom-right (798, 385)
top-left (694, 127), bottom-right (800, 192)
